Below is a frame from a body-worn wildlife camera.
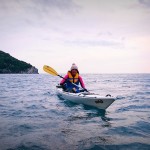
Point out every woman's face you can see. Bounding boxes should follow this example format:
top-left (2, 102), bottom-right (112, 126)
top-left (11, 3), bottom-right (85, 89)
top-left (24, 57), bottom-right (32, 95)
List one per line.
top-left (71, 69), bottom-right (77, 76)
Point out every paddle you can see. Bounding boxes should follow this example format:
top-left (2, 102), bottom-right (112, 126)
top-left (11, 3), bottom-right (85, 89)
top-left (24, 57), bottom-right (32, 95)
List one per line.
top-left (43, 65), bottom-right (64, 79)
top-left (43, 65), bottom-right (87, 91)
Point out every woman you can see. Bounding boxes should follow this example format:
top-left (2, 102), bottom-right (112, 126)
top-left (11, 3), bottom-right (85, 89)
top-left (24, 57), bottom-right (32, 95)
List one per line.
top-left (60, 63), bottom-right (87, 93)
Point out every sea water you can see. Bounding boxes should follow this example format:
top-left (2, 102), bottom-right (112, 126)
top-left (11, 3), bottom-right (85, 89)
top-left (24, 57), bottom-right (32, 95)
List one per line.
top-left (0, 74), bottom-right (150, 150)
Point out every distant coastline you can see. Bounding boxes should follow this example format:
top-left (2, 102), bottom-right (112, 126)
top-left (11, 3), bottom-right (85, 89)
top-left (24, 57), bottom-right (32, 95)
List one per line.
top-left (0, 50), bottom-right (38, 74)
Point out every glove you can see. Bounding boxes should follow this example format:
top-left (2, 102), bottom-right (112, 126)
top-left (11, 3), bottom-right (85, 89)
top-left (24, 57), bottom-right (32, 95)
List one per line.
top-left (56, 84), bottom-right (62, 88)
top-left (84, 88), bottom-right (88, 92)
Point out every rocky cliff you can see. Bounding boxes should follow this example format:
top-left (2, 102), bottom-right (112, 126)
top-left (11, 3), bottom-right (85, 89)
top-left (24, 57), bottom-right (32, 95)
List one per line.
top-left (0, 50), bottom-right (39, 74)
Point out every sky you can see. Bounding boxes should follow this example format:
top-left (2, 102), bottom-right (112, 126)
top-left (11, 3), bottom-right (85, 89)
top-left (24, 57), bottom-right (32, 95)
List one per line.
top-left (0, 0), bottom-right (150, 73)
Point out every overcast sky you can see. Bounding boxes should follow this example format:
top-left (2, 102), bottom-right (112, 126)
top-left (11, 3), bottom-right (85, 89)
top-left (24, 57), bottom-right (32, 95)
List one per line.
top-left (0, 0), bottom-right (150, 73)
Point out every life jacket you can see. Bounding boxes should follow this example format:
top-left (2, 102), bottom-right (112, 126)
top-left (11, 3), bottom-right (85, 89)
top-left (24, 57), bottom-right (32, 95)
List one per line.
top-left (67, 71), bottom-right (79, 84)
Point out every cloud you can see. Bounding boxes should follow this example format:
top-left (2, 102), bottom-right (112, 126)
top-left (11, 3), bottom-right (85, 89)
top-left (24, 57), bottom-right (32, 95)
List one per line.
top-left (138, 0), bottom-right (150, 8)
top-left (0, 0), bottom-right (79, 28)
top-left (0, 0), bottom-right (150, 73)
top-left (65, 39), bottom-right (124, 48)
top-left (0, 0), bottom-right (78, 12)
top-left (64, 31), bottom-right (125, 48)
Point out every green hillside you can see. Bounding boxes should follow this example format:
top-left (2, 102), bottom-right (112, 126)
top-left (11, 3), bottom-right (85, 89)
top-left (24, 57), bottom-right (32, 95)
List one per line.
top-left (0, 50), bottom-right (38, 74)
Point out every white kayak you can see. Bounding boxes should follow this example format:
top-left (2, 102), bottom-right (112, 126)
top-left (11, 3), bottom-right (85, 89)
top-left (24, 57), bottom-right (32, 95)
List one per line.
top-left (56, 88), bottom-right (116, 110)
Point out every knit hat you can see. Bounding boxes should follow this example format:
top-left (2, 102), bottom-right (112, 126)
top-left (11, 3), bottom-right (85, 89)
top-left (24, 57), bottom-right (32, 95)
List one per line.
top-left (70, 63), bottom-right (78, 71)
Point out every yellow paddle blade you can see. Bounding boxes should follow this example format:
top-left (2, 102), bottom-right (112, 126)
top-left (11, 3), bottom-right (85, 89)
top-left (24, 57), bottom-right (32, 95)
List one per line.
top-left (43, 65), bottom-right (58, 76)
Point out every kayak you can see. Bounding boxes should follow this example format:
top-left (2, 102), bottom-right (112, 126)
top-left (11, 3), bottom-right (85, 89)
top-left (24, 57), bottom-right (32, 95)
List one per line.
top-left (56, 87), bottom-right (116, 110)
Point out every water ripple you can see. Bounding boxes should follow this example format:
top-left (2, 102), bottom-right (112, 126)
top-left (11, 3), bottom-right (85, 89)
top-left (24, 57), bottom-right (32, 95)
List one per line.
top-left (0, 74), bottom-right (150, 150)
